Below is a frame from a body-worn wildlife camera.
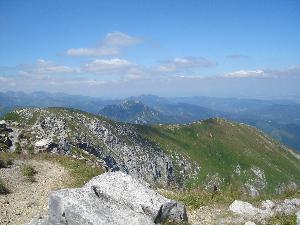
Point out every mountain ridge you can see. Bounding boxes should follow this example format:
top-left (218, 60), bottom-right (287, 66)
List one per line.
top-left (1, 107), bottom-right (299, 197)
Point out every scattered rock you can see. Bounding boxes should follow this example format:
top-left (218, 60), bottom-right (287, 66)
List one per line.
top-left (228, 198), bottom-right (300, 224)
top-left (244, 222), bottom-right (256, 225)
top-left (261, 200), bottom-right (275, 211)
top-left (296, 211), bottom-right (300, 225)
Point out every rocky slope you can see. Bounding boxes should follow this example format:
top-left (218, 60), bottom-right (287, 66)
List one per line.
top-left (1, 108), bottom-right (300, 196)
top-left (1, 108), bottom-right (198, 188)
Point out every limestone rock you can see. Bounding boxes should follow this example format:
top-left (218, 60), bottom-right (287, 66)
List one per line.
top-left (229, 200), bottom-right (261, 217)
top-left (32, 172), bottom-right (188, 225)
top-left (244, 222), bottom-right (256, 225)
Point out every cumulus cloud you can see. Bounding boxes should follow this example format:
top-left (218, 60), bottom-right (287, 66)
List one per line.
top-left (66, 32), bottom-right (142, 57)
top-left (19, 59), bottom-right (78, 77)
top-left (156, 57), bottom-right (216, 73)
top-left (102, 32), bottom-right (141, 46)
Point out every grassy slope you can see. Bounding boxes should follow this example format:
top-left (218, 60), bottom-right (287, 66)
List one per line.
top-left (137, 118), bottom-right (300, 193)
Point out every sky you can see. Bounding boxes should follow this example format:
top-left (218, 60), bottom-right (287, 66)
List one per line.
top-left (0, 0), bottom-right (300, 99)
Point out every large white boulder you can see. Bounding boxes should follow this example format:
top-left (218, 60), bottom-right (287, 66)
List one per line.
top-left (229, 200), bottom-right (261, 217)
top-left (44, 172), bottom-right (187, 225)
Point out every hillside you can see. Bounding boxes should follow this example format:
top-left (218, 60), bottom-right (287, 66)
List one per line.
top-left (137, 118), bottom-right (300, 195)
top-left (1, 108), bottom-right (300, 197)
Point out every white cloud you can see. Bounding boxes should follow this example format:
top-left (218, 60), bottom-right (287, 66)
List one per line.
top-left (49, 79), bottom-right (107, 86)
top-left (82, 58), bottom-right (134, 73)
top-left (66, 32), bottom-right (142, 57)
top-left (103, 31), bottom-right (141, 46)
top-left (67, 47), bottom-right (119, 57)
top-left (19, 59), bottom-right (78, 77)
top-left (225, 69), bottom-right (265, 78)
top-left (225, 67), bottom-right (300, 79)
top-left (156, 57), bottom-right (216, 73)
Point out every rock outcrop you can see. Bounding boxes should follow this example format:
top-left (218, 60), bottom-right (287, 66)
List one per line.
top-left (229, 199), bottom-right (300, 224)
top-left (28, 172), bottom-right (188, 225)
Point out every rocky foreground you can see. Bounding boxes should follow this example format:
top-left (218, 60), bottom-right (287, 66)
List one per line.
top-left (24, 171), bottom-right (300, 225)
top-left (27, 172), bottom-right (187, 225)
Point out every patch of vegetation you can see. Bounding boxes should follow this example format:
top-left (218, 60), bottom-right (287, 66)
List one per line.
top-left (26, 144), bottom-right (34, 154)
top-left (21, 164), bottom-right (37, 182)
top-left (38, 153), bottom-right (104, 187)
top-left (0, 178), bottom-right (9, 195)
top-left (0, 152), bottom-right (14, 168)
top-left (268, 214), bottom-right (297, 225)
top-left (137, 118), bottom-right (300, 195)
top-left (2, 111), bottom-right (21, 122)
top-left (163, 186), bottom-right (241, 210)
top-left (15, 142), bottom-right (22, 154)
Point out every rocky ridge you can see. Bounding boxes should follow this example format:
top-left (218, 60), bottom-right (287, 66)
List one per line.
top-left (1, 108), bottom-right (198, 188)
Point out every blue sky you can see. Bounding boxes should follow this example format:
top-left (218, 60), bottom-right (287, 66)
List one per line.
top-left (0, 0), bottom-right (300, 99)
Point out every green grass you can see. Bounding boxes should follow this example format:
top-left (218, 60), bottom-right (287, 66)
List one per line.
top-left (38, 153), bottom-right (104, 187)
top-left (21, 164), bottom-right (37, 182)
top-left (162, 186), bottom-right (242, 210)
top-left (137, 118), bottom-right (300, 194)
top-left (268, 214), bottom-right (297, 225)
top-left (15, 142), bottom-right (22, 154)
top-left (1, 111), bottom-right (21, 122)
top-left (0, 178), bottom-right (9, 195)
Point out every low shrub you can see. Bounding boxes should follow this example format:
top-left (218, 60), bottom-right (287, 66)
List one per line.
top-left (15, 142), bottom-right (22, 154)
top-left (0, 152), bottom-right (14, 168)
top-left (0, 178), bottom-right (9, 194)
top-left (21, 164), bottom-right (37, 182)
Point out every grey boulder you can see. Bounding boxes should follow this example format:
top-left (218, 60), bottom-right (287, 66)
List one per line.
top-left (31, 172), bottom-right (187, 225)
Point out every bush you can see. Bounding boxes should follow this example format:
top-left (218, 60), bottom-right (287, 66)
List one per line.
top-left (0, 152), bottom-right (14, 168)
top-left (15, 142), bottom-right (22, 154)
top-left (0, 178), bottom-right (9, 195)
top-left (21, 164), bottom-right (37, 182)
top-left (27, 145), bottom-right (34, 154)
